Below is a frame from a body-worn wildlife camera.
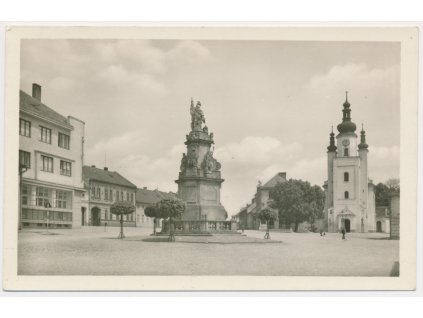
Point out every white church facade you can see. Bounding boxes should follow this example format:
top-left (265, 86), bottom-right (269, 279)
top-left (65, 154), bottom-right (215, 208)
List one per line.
top-left (323, 93), bottom-right (376, 233)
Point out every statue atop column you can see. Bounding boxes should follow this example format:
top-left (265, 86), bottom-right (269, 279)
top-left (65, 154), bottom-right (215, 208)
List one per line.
top-left (176, 98), bottom-right (227, 222)
top-left (190, 98), bottom-right (205, 131)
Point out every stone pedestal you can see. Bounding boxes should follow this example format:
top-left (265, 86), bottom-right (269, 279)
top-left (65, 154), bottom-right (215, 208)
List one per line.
top-left (176, 99), bottom-right (228, 222)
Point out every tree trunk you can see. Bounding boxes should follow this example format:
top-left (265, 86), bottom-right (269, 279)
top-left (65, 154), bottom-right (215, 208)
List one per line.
top-left (119, 214), bottom-right (124, 239)
top-left (153, 217), bottom-right (156, 235)
top-left (294, 221), bottom-right (299, 233)
top-left (168, 217), bottom-right (175, 242)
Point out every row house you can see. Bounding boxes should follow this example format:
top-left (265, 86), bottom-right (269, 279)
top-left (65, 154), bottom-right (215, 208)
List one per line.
top-left (19, 84), bottom-right (85, 229)
top-left (82, 165), bottom-right (137, 226)
top-left (135, 187), bottom-right (177, 228)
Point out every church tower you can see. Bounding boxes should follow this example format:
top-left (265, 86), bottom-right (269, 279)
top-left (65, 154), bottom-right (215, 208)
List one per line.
top-left (324, 93), bottom-right (376, 233)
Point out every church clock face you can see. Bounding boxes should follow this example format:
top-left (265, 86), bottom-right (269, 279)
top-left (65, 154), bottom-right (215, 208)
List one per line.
top-left (342, 139), bottom-right (350, 146)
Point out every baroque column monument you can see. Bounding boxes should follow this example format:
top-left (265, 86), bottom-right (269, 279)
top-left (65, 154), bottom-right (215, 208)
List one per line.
top-left (176, 99), bottom-right (228, 221)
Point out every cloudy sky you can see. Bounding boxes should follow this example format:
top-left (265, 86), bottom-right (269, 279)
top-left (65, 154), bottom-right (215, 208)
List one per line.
top-left (20, 39), bottom-right (400, 215)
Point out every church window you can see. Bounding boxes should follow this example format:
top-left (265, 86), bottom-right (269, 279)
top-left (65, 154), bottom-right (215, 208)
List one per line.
top-left (344, 172), bottom-right (349, 182)
top-left (344, 191), bottom-right (349, 199)
top-left (344, 148), bottom-right (349, 156)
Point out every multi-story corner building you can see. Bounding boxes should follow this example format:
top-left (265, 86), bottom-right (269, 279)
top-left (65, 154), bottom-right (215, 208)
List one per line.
top-left (135, 187), bottom-right (177, 228)
top-left (19, 83), bottom-right (85, 229)
top-left (323, 93), bottom-right (376, 233)
top-left (82, 165), bottom-right (137, 227)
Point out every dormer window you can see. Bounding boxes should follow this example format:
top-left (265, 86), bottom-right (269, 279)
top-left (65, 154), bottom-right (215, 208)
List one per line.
top-left (344, 191), bottom-right (349, 199)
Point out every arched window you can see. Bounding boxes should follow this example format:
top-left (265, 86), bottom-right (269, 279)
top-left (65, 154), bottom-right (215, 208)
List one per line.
top-left (344, 191), bottom-right (349, 199)
top-left (344, 172), bottom-right (349, 182)
top-left (344, 148), bottom-right (349, 156)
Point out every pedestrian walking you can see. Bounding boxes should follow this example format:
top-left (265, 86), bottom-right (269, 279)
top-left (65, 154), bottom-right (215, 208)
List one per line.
top-left (104, 222), bottom-right (108, 232)
top-left (341, 227), bottom-right (346, 240)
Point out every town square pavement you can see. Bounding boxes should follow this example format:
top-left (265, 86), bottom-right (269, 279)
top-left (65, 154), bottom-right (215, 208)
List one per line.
top-left (18, 226), bottom-right (399, 276)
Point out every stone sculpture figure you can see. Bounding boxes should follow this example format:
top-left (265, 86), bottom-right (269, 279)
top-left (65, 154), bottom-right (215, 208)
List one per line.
top-left (190, 99), bottom-right (205, 131)
top-left (187, 147), bottom-right (198, 168)
top-left (180, 153), bottom-right (187, 173)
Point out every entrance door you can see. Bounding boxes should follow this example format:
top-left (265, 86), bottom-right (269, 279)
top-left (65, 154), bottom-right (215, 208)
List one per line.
top-left (376, 221), bottom-right (382, 232)
top-left (344, 219), bottom-right (351, 232)
top-left (91, 207), bottom-right (101, 226)
top-left (81, 207), bottom-right (86, 226)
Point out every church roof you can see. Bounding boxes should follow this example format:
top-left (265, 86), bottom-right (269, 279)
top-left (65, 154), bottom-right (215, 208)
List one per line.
top-left (337, 92), bottom-right (357, 134)
top-left (20, 90), bottom-right (73, 130)
top-left (83, 166), bottom-right (137, 189)
top-left (262, 172), bottom-right (287, 188)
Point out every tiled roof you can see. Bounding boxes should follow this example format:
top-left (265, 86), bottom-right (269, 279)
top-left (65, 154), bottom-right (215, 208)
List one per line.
top-left (136, 188), bottom-right (177, 204)
top-left (20, 90), bottom-right (73, 129)
top-left (262, 172), bottom-right (287, 188)
top-left (82, 166), bottom-right (137, 189)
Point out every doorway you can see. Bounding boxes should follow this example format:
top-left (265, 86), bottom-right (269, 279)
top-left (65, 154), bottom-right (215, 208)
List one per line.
top-left (91, 207), bottom-right (101, 226)
top-left (344, 218), bottom-right (351, 232)
top-left (81, 207), bottom-right (86, 226)
top-left (376, 221), bottom-right (382, 233)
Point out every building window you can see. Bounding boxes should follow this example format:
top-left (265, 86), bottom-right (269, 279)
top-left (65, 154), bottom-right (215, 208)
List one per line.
top-left (36, 187), bottom-right (50, 207)
top-left (109, 189), bottom-right (113, 201)
top-left (40, 126), bottom-right (52, 144)
top-left (344, 191), bottom-right (349, 199)
top-left (91, 187), bottom-right (95, 198)
top-left (41, 155), bottom-right (53, 172)
top-left (19, 150), bottom-right (31, 168)
top-left (126, 192), bottom-right (129, 201)
top-left (97, 187), bottom-right (101, 199)
top-left (60, 160), bottom-right (72, 176)
top-left (343, 148), bottom-right (349, 156)
top-left (58, 133), bottom-right (70, 149)
top-left (19, 119), bottom-right (31, 137)
top-left (130, 193), bottom-right (134, 203)
top-left (344, 172), bottom-right (349, 182)
top-left (21, 185), bottom-right (29, 205)
top-left (56, 190), bottom-right (71, 209)
top-left (105, 188), bottom-right (109, 201)
top-left (121, 191), bottom-right (123, 201)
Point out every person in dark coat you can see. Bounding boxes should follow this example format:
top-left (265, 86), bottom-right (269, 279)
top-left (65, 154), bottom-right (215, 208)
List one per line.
top-left (341, 227), bottom-right (346, 240)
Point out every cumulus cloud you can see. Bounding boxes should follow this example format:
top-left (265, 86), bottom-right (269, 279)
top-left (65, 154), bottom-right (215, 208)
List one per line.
top-left (368, 145), bottom-right (400, 184)
top-left (215, 136), bottom-right (302, 166)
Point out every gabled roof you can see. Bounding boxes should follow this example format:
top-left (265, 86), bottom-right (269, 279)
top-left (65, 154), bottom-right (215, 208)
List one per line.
top-left (136, 188), bottom-right (177, 204)
top-left (20, 90), bottom-right (73, 130)
top-left (262, 172), bottom-right (287, 188)
top-left (82, 166), bottom-right (137, 189)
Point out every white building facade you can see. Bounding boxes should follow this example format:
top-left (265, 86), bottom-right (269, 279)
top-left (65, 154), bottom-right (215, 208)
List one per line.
top-left (19, 83), bottom-right (86, 229)
top-left (324, 94), bottom-right (376, 233)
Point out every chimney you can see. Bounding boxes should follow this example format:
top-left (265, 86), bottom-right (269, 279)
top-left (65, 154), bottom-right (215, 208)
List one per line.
top-left (278, 172), bottom-right (287, 180)
top-left (104, 167), bottom-right (108, 171)
top-left (143, 187), bottom-right (147, 190)
top-left (91, 165), bottom-right (96, 168)
top-left (32, 83), bottom-right (41, 101)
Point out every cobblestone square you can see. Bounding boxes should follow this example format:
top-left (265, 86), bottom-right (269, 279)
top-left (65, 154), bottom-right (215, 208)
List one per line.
top-left (18, 227), bottom-right (399, 276)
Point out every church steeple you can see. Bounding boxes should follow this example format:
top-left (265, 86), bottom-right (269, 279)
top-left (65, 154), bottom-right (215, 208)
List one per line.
top-left (337, 91), bottom-right (357, 134)
top-left (358, 123), bottom-right (369, 150)
top-left (327, 126), bottom-right (337, 152)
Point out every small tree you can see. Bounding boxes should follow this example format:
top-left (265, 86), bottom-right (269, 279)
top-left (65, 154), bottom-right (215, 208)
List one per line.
top-left (258, 208), bottom-right (278, 239)
top-left (110, 200), bottom-right (135, 239)
top-left (144, 205), bottom-right (160, 235)
top-left (156, 198), bottom-right (186, 242)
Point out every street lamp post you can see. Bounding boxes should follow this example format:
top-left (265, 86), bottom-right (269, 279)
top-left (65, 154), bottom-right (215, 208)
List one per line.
top-left (44, 201), bottom-right (52, 232)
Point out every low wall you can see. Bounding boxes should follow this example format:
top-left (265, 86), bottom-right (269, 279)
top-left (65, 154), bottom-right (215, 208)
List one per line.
top-left (161, 220), bottom-right (237, 234)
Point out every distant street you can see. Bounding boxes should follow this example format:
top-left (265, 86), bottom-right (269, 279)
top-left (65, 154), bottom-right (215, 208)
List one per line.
top-left (18, 227), bottom-right (398, 276)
